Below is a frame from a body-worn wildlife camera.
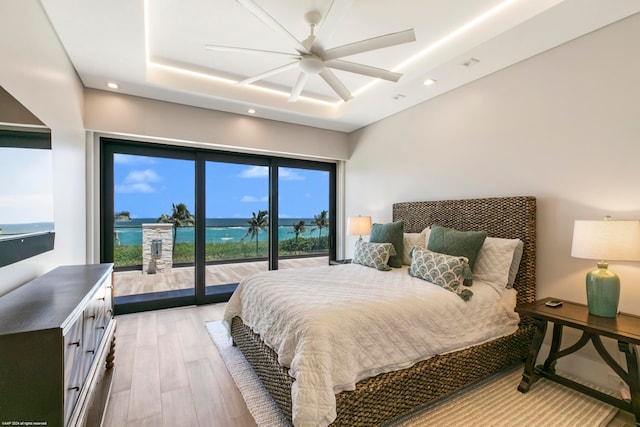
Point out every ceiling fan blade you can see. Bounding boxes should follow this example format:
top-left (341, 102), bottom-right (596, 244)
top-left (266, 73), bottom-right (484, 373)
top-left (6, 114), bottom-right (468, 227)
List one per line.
top-left (288, 72), bottom-right (309, 102)
top-left (322, 29), bottom-right (416, 61)
top-left (236, 0), bottom-right (310, 55)
top-left (238, 62), bottom-right (300, 86)
top-left (205, 44), bottom-right (301, 59)
top-left (313, 0), bottom-right (355, 47)
top-left (325, 59), bottom-right (402, 82)
top-left (319, 69), bottom-right (353, 102)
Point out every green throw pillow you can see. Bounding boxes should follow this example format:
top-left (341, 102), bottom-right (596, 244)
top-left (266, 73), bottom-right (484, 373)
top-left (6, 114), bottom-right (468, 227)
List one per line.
top-left (369, 221), bottom-right (404, 268)
top-left (427, 224), bottom-right (487, 286)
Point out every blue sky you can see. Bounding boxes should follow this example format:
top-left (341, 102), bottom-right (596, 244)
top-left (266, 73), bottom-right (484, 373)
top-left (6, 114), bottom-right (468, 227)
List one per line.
top-left (114, 154), bottom-right (329, 219)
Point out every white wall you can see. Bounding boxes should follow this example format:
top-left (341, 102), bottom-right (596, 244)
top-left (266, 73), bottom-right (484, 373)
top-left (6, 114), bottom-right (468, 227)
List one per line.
top-left (0, 1), bottom-right (87, 295)
top-left (346, 13), bottom-right (640, 390)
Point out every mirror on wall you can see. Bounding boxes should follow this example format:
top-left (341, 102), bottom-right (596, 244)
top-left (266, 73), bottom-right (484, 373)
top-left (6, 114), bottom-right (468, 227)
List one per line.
top-left (0, 86), bottom-right (55, 268)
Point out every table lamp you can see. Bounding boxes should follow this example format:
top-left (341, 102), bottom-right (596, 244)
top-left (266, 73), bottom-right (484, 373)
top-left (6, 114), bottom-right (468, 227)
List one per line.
top-left (571, 217), bottom-right (640, 317)
top-left (347, 215), bottom-right (371, 240)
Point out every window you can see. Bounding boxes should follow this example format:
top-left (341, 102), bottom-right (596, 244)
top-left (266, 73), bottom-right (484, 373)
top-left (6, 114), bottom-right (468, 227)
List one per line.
top-left (101, 138), bottom-right (336, 313)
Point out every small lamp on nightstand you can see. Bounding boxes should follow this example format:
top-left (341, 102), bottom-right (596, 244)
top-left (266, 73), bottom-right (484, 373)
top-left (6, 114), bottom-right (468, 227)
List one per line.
top-left (347, 215), bottom-right (372, 241)
top-left (571, 217), bottom-right (640, 317)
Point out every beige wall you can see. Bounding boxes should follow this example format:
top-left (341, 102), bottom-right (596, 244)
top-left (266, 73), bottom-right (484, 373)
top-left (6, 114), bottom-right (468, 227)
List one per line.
top-left (346, 13), bottom-right (640, 388)
top-left (84, 89), bottom-right (350, 161)
top-left (0, 86), bottom-right (45, 126)
top-left (0, 1), bottom-right (87, 295)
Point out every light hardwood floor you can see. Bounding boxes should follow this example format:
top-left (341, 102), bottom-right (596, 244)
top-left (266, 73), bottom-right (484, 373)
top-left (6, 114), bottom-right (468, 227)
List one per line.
top-left (103, 303), bottom-right (256, 427)
top-left (103, 303), bottom-right (636, 427)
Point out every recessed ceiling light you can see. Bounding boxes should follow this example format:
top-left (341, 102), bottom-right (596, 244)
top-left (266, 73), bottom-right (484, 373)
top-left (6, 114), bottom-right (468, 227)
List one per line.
top-left (107, 82), bottom-right (119, 89)
top-left (423, 79), bottom-right (437, 86)
top-left (248, 108), bottom-right (256, 114)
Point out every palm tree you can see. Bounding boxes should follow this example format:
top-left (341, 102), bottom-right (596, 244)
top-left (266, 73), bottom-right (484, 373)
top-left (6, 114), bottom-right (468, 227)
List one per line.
top-left (241, 210), bottom-right (269, 256)
top-left (157, 202), bottom-right (195, 250)
top-left (311, 210), bottom-right (329, 239)
top-left (288, 220), bottom-right (307, 251)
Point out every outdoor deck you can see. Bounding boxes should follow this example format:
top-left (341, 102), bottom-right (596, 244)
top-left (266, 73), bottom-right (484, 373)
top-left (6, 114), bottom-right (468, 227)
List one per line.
top-left (113, 256), bottom-right (328, 297)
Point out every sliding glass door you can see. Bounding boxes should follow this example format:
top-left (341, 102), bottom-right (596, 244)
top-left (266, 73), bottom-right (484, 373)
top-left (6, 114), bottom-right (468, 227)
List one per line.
top-left (277, 165), bottom-right (331, 269)
top-left (203, 159), bottom-right (270, 294)
top-left (102, 142), bottom-right (197, 312)
top-left (101, 138), bottom-right (336, 313)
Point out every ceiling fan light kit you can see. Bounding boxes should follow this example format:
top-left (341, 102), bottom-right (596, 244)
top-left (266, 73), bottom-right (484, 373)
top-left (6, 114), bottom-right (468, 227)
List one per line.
top-left (205, 0), bottom-right (416, 103)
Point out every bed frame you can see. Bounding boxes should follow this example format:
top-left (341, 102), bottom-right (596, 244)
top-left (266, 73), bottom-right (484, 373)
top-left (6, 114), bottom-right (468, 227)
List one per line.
top-left (231, 196), bottom-right (537, 426)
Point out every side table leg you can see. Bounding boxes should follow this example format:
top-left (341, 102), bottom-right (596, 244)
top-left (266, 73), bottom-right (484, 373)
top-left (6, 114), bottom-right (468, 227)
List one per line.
top-left (519, 318), bottom-right (547, 393)
top-left (618, 342), bottom-right (640, 426)
top-left (543, 324), bottom-right (563, 373)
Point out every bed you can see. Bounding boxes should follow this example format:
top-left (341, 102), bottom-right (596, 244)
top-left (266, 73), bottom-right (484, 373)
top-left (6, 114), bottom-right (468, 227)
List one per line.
top-left (224, 196), bottom-right (536, 426)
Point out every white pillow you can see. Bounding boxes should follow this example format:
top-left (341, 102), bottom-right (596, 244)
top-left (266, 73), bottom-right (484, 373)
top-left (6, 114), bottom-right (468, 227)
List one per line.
top-left (473, 237), bottom-right (523, 292)
top-left (402, 227), bottom-right (430, 265)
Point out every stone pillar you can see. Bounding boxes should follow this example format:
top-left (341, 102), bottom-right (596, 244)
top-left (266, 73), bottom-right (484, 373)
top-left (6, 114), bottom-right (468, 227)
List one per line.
top-left (142, 223), bottom-right (173, 274)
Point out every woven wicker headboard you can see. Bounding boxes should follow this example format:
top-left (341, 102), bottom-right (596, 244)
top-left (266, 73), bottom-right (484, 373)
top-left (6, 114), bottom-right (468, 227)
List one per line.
top-left (393, 196), bottom-right (536, 306)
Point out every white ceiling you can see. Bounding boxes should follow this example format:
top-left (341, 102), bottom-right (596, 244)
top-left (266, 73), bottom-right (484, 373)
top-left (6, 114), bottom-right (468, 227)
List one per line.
top-left (40, 0), bottom-right (640, 132)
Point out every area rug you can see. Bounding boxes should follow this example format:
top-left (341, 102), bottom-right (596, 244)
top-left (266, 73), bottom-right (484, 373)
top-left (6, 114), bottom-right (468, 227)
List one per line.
top-left (206, 320), bottom-right (618, 427)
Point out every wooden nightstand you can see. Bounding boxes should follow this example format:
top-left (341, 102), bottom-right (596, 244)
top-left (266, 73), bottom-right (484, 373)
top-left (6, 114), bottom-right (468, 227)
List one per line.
top-left (516, 297), bottom-right (640, 425)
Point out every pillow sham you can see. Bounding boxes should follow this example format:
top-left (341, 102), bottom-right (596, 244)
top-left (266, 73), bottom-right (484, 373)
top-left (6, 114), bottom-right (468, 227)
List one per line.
top-left (402, 227), bottom-right (430, 265)
top-left (369, 221), bottom-right (404, 268)
top-left (508, 240), bottom-right (524, 288)
top-left (427, 224), bottom-right (487, 286)
top-left (408, 246), bottom-right (473, 301)
top-left (352, 240), bottom-right (393, 271)
top-left (473, 237), bottom-right (522, 292)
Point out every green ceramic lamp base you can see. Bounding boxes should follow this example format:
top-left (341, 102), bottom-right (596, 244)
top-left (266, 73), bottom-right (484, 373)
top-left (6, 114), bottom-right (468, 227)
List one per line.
top-left (586, 261), bottom-right (620, 317)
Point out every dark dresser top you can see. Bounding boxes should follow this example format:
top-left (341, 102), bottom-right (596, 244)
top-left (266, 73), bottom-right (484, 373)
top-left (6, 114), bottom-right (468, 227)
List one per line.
top-left (0, 264), bottom-right (113, 336)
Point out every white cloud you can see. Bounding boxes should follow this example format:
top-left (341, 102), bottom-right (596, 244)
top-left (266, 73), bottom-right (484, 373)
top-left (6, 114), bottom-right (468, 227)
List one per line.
top-left (115, 169), bottom-right (161, 193)
top-left (279, 168), bottom-right (305, 181)
top-left (240, 195), bottom-right (268, 203)
top-left (238, 165), bottom-right (268, 178)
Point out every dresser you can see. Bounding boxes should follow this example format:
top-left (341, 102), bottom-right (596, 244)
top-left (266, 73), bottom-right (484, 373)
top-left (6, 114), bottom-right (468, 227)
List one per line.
top-left (0, 264), bottom-right (116, 427)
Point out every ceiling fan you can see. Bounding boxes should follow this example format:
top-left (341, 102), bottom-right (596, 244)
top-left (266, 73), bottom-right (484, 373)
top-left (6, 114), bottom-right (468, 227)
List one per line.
top-left (205, 0), bottom-right (416, 103)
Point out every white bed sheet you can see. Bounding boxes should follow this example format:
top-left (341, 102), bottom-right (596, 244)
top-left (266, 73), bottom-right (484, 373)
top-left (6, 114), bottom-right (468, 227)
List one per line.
top-left (223, 263), bottom-right (520, 427)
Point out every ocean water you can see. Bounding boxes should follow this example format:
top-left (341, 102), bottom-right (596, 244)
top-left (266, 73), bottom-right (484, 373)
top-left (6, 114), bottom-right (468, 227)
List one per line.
top-left (0, 222), bottom-right (55, 237)
top-left (114, 218), bottom-right (325, 246)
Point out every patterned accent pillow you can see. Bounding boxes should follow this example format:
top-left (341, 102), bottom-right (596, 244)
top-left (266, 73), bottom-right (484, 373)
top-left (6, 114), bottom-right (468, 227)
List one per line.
top-left (408, 246), bottom-right (473, 301)
top-left (352, 240), bottom-right (393, 271)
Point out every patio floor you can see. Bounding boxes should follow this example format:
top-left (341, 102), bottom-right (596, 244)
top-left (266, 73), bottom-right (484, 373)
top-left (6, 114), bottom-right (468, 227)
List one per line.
top-left (113, 256), bottom-right (328, 297)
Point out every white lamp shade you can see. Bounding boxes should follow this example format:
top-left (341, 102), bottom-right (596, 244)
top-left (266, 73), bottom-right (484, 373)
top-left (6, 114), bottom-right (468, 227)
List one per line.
top-left (571, 220), bottom-right (640, 261)
top-left (347, 216), bottom-right (372, 236)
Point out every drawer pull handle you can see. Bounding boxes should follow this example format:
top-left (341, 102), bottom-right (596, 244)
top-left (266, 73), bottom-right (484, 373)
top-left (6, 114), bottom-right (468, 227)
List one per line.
top-left (69, 341), bottom-right (80, 347)
top-left (88, 315), bottom-right (96, 319)
top-left (106, 285), bottom-right (113, 289)
top-left (98, 326), bottom-right (106, 330)
top-left (99, 297), bottom-right (106, 301)
top-left (87, 349), bottom-right (95, 354)
top-left (69, 386), bottom-right (80, 392)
